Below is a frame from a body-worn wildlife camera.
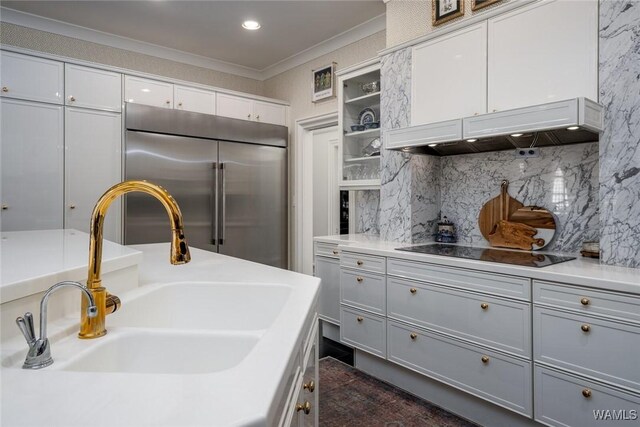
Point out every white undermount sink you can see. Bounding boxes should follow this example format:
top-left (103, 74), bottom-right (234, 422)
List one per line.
top-left (59, 330), bottom-right (259, 374)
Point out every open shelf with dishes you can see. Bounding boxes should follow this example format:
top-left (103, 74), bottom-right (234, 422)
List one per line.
top-left (337, 58), bottom-right (381, 190)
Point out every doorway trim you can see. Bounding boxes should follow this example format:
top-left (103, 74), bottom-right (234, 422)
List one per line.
top-left (294, 111), bottom-right (339, 274)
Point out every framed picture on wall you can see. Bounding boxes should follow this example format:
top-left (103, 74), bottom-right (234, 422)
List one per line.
top-left (432, 0), bottom-right (464, 26)
top-left (312, 63), bottom-right (336, 102)
top-left (472, 0), bottom-right (502, 11)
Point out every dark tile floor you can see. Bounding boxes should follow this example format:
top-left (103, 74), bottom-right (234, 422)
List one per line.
top-left (319, 357), bottom-right (478, 427)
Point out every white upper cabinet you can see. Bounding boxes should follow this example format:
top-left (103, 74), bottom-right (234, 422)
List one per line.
top-left (216, 93), bottom-right (254, 121)
top-left (1, 99), bottom-right (64, 231)
top-left (124, 76), bottom-right (173, 108)
top-left (412, 22), bottom-right (487, 125)
top-left (65, 108), bottom-right (122, 242)
top-left (174, 85), bottom-right (216, 115)
top-left (253, 100), bottom-right (287, 126)
top-left (65, 64), bottom-right (122, 112)
top-left (0, 51), bottom-right (63, 104)
top-left (487, 0), bottom-right (598, 112)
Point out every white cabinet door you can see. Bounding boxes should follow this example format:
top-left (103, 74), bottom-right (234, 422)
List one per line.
top-left (65, 108), bottom-right (122, 242)
top-left (1, 99), bottom-right (63, 231)
top-left (124, 76), bottom-right (173, 108)
top-left (0, 51), bottom-right (64, 104)
top-left (254, 100), bottom-right (287, 126)
top-left (174, 85), bottom-right (215, 115)
top-left (65, 64), bottom-right (122, 112)
top-left (315, 255), bottom-right (340, 325)
top-left (488, 0), bottom-right (598, 112)
top-left (412, 22), bottom-right (487, 125)
top-left (216, 93), bottom-right (253, 121)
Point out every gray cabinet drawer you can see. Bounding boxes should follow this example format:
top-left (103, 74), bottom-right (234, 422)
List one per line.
top-left (534, 307), bottom-right (640, 392)
top-left (387, 258), bottom-right (530, 300)
top-left (341, 251), bottom-right (386, 274)
top-left (535, 365), bottom-right (640, 427)
top-left (340, 268), bottom-right (386, 315)
top-left (387, 320), bottom-right (532, 416)
top-left (387, 277), bottom-right (531, 357)
top-left (315, 256), bottom-right (340, 325)
top-left (534, 280), bottom-right (640, 324)
top-left (340, 306), bottom-right (386, 358)
top-left (314, 242), bottom-right (340, 258)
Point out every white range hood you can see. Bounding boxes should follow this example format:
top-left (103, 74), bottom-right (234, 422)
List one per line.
top-left (384, 97), bottom-right (603, 156)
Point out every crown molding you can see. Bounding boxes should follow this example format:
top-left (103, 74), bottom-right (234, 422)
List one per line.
top-left (1, 7), bottom-right (386, 82)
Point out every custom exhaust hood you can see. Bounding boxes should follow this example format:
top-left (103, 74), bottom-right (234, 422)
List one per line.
top-left (384, 98), bottom-right (603, 156)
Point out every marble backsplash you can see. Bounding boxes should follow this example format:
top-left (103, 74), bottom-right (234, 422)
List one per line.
top-left (355, 190), bottom-right (380, 235)
top-left (439, 142), bottom-right (600, 253)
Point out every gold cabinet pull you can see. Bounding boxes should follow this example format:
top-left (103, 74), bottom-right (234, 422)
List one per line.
top-left (165, 100), bottom-right (171, 104)
top-left (580, 297), bottom-right (590, 306)
top-left (481, 355), bottom-right (490, 364)
top-left (1, 86), bottom-right (8, 92)
top-left (295, 401), bottom-right (311, 414)
top-left (1, 204), bottom-right (8, 210)
top-left (356, 276), bottom-right (363, 283)
top-left (69, 204), bottom-right (76, 209)
top-left (332, 249), bottom-right (339, 255)
top-left (410, 333), bottom-right (417, 340)
top-left (410, 288), bottom-right (417, 294)
top-left (256, 115), bottom-right (260, 120)
top-left (480, 303), bottom-right (489, 310)
top-left (303, 380), bottom-right (315, 392)
top-left (178, 102), bottom-right (183, 107)
top-left (582, 388), bottom-right (592, 398)
top-left (356, 260), bottom-right (363, 266)
top-left (68, 95), bottom-right (76, 102)
top-left (581, 324), bottom-right (591, 333)
top-left (247, 114), bottom-right (251, 119)
top-left (356, 316), bottom-right (363, 322)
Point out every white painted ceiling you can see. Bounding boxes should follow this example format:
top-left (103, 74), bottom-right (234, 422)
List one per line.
top-left (2, 1), bottom-right (386, 71)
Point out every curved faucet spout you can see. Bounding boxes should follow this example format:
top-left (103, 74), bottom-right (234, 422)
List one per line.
top-left (80, 180), bottom-right (191, 339)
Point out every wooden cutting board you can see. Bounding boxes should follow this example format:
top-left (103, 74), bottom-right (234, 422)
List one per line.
top-left (509, 205), bottom-right (557, 250)
top-left (478, 180), bottom-right (524, 240)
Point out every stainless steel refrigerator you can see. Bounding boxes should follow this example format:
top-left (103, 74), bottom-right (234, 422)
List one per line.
top-left (124, 103), bottom-right (288, 268)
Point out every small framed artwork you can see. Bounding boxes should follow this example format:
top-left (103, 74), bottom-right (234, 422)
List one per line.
top-left (472, 0), bottom-right (502, 11)
top-left (432, 0), bottom-right (464, 26)
top-left (312, 62), bottom-right (336, 102)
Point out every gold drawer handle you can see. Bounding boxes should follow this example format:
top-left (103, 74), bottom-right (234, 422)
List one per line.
top-left (581, 324), bottom-right (591, 333)
top-left (303, 380), bottom-right (315, 393)
top-left (296, 401), bottom-right (311, 414)
top-left (410, 288), bottom-right (417, 294)
top-left (580, 297), bottom-right (590, 306)
top-left (356, 316), bottom-right (363, 322)
top-left (2, 86), bottom-right (8, 93)
top-left (582, 388), bottom-right (592, 398)
top-left (481, 355), bottom-right (490, 364)
top-left (356, 260), bottom-right (363, 266)
top-left (410, 333), bottom-right (417, 340)
top-left (332, 249), bottom-right (339, 255)
top-left (356, 276), bottom-right (364, 283)
top-left (480, 303), bottom-right (489, 310)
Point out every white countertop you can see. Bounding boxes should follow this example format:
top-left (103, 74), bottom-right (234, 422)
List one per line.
top-left (0, 229), bottom-right (142, 304)
top-left (2, 243), bottom-right (320, 427)
top-left (314, 234), bottom-right (640, 294)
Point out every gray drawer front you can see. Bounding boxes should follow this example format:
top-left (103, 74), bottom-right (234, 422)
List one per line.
top-left (534, 307), bottom-right (640, 392)
top-left (340, 306), bottom-right (386, 358)
top-left (387, 320), bottom-right (532, 416)
top-left (534, 280), bottom-right (640, 324)
top-left (315, 242), bottom-right (340, 258)
top-left (341, 251), bottom-right (386, 274)
top-left (535, 365), bottom-right (640, 427)
top-left (387, 277), bottom-right (531, 357)
top-left (387, 258), bottom-right (530, 301)
top-left (340, 268), bottom-right (386, 315)
top-left (315, 256), bottom-right (340, 325)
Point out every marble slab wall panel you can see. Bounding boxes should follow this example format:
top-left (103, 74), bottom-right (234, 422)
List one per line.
top-left (440, 142), bottom-right (600, 253)
top-left (410, 154), bottom-right (441, 242)
top-left (599, 1), bottom-right (640, 268)
top-left (355, 191), bottom-right (380, 235)
top-left (379, 48), bottom-right (414, 242)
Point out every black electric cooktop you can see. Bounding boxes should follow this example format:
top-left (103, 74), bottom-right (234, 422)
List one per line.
top-left (396, 244), bottom-right (576, 268)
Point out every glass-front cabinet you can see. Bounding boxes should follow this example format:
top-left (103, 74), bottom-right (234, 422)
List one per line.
top-left (337, 59), bottom-right (381, 190)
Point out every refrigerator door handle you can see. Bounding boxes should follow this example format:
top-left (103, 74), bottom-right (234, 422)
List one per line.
top-left (211, 162), bottom-right (218, 245)
top-left (219, 163), bottom-right (226, 245)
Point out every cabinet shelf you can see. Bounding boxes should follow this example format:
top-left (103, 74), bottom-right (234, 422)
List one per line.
top-left (339, 179), bottom-right (381, 190)
top-left (345, 92), bottom-right (381, 106)
top-left (344, 128), bottom-right (380, 139)
top-left (344, 155), bottom-right (380, 163)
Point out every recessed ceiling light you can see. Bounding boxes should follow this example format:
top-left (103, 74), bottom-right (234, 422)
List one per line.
top-left (510, 133), bottom-right (523, 137)
top-left (567, 126), bottom-right (580, 131)
top-left (466, 139), bottom-right (478, 143)
top-left (242, 20), bottom-right (261, 30)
